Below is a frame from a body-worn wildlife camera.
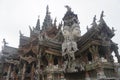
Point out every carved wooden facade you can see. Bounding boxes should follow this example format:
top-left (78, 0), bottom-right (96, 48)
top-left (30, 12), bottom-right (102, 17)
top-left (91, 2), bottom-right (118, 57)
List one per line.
top-left (0, 6), bottom-right (120, 80)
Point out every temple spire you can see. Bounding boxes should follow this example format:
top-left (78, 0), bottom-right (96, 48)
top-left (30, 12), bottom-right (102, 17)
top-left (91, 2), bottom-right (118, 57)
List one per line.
top-left (35, 16), bottom-right (40, 30)
top-left (42, 5), bottom-right (52, 30)
top-left (93, 15), bottom-right (97, 23)
top-left (46, 5), bottom-right (50, 15)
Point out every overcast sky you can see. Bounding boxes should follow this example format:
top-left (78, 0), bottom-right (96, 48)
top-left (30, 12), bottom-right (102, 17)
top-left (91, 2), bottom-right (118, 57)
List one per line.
top-left (0, 0), bottom-right (120, 56)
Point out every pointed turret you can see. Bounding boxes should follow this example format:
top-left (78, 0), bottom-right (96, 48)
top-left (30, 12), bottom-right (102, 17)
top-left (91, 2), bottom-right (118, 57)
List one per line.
top-left (42, 5), bottom-right (53, 30)
top-left (35, 16), bottom-right (40, 30)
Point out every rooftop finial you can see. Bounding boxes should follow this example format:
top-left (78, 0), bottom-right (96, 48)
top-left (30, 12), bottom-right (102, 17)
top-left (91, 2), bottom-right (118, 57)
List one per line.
top-left (19, 30), bottom-right (23, 36)
top-left (38, 15), bottom-right (40, 19)
top-left (100, 11), bottom-right (104, 19)
top-left (91, 15), bottom-right (97, 26)
top-left (99, 11), bottom-right (106, 24)
top-left (65, 5), bottom-right (71, 11)
top-left (54, 17), bottom-right (57, 26)
top-left (46, 5), bottom-right (50, 15)
top-left (36, 16), bottom-right (40, 30)
top-left (93, 15), bottom-right (96, 22)
top-left (86, 25), bottom-right (89, 31)
top-left (2, 38), bottom-right (8, 46)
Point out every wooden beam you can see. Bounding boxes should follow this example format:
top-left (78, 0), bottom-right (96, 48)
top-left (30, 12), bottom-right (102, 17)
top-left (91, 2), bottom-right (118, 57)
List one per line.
top-left (45, 49), bottom-right (61, 56)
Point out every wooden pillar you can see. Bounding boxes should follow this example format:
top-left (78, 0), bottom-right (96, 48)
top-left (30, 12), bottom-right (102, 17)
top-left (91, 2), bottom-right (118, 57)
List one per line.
top-left (85, 71), bottom-right (91, 80)
top-left (12, 70), bottom-right (18, 80)
top-left (106, 47), bottom-right (113, 62)
top-left (6, 64), bottom-right (11, 80)
top-left (31, 64), bottom-right (34, 80)
top-left (37, 54), bottom-right (41, 80)
top-left (114, 49), bottom-right (120, 63)
top-left (21, 63), bottom-right (26, 80)
top-left (46, 54), bottom-right (54, 80)
top-left (96, 67), bottom-right (106, 79)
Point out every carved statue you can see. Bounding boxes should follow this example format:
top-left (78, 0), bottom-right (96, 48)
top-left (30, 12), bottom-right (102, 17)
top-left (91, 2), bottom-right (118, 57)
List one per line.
top-left (62, 6), bottom-right (81, 72)
top-left (19, 30), bottom-right (23, 36)
top-left (112, 27), bottom-right (116, 33)
top-left (100, 11), bottom-right (104, 19)
top-left (93, 15), bottom-right (97, 22)
top-left (34, 68), bottom-right (39, 80)
top-left (65, 5), bottom-right (71, 12)
top-left (63, 61), bottom-right (68, 72)
top-left (2, 38), bottom-right (8, 46)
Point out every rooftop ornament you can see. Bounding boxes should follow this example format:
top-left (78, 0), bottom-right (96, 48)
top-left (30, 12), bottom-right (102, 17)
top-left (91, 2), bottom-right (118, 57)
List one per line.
top-left (2, 38), bottom-right (8, 47)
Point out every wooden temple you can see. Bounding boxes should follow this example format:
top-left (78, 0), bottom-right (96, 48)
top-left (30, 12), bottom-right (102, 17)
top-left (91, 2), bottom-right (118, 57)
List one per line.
top-left (0, 5), bottom-right (120, 80)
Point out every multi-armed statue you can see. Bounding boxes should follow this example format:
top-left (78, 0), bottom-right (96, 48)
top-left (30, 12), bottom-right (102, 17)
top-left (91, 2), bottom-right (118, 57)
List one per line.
top-left (62, 5), bottom-right (81, 72)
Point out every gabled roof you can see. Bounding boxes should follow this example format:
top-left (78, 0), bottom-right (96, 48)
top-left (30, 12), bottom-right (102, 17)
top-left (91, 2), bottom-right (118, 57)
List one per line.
top-left (77, 26), bottom-right (99, 48)
top-left (2, 45), bottom-right (18, 59)
top-left (77, 12), bottom-right (114, 53)
top-left (19, 35), bottom-right (30, 46)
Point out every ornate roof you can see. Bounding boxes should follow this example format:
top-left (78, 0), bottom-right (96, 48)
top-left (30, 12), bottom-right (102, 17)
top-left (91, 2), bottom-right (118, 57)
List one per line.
top-left (1, 45), bottom-right (19, 59)
top-left (77, 11), bottom-right (114, 53)
top-left (19, 35), bottom-right (30, 47)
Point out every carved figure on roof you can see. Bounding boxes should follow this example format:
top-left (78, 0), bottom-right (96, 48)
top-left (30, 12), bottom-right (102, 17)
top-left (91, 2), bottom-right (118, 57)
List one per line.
top-left (63, 5), bottom-right (79, 27)
top-left (2, 38), bottom-right (8, 46)
top-left (112, 27), bottom-right (116, 33)
top-left (100, 11), bottom-right (104, 19)
top-left (91, 15), bottom-right (97, 27)
top-left (93, 15), bottom-right (97, 23)
top-left (19, 30), bottom-right (23, 36)
top-left (53, 18), bottom-right (57, 27)
top-left (58, 21), bottom-right (62, 30)
top-left (65, 5), bottom-right (71, 12)
top-left (86, 25), bottom-right (89, 31)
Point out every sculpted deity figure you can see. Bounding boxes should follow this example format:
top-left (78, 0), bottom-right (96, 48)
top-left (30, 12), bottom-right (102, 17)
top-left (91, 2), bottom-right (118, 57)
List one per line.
top-left (62, 6), bottom-right (81, 72)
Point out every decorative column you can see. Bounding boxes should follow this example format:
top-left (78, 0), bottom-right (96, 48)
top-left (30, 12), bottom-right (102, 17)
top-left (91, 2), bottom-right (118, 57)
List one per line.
top-left (31, 64), bottom-right (35, 80)
top-left (46, 54), bottom-right (54, 80)
top-left (85, 71), bottom-right (91, 80)
top-left (21, 63), bottom-right (26, 80)
top-left (89, 45), bottom-right (99, 61)
top-left (96, 60), bottom-right (106, 80)
top-left (96, 68), bottom-right (106, 80)
top-left (106, 47), bottom-right (113, 63)
top-left (37, 55), bottom-right (40, 80)
top-left (6, 64), bottom-right (11, 80)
